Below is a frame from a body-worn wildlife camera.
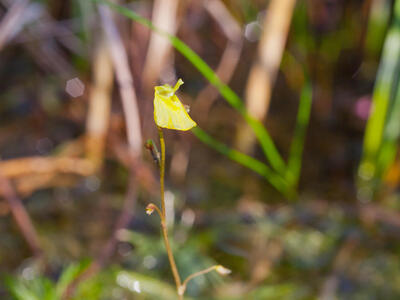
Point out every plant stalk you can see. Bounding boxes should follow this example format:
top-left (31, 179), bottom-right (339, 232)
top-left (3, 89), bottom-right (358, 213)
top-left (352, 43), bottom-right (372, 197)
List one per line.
top-left (158, 127), bottom-right (183, 299)
top-left (180, 265), bottom-right (217, 295)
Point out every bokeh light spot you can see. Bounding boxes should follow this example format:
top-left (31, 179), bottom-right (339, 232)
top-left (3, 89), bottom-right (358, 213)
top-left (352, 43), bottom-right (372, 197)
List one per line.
top-left (66, 77), bottom-right (85, 98)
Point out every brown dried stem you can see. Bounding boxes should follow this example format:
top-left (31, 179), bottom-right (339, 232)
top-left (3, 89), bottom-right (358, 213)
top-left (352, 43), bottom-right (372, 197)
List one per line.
top-left (0, 171), bottom-right (42, 257)
top-left (85, 40), bottom-right (113, 169)
top-left (0, 157), bottom-right (95, 179)
top-left (0, 0), bottom-right (30, 50)
top-left (99, 3), bottom-right (142, 155)
top-left (142, 0), bottom-right (179, 88)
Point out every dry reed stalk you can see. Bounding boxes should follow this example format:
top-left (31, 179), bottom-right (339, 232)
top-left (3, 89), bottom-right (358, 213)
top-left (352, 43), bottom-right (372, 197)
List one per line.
top-left (14, 173), bottom-right (78, 197)
top-left (235, 0), bottom-right (297, 153)
top-left (142, 0), bottom-right (179, 88)
top-left (85, 41), bottom-right (113, 169)
top-left (99, 4), bottom-right (142, 155)
top-left (0, 157), bottom-right (95, 179)
top-left (0, 0), bottom-right (29, 50)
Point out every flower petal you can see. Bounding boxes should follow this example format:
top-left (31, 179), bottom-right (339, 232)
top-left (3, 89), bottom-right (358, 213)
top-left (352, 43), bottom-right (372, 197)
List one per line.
top-left (153, 79), bottom-right (197, 131)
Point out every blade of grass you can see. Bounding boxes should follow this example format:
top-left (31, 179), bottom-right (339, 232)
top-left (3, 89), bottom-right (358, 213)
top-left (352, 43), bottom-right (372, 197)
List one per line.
top-left (95, 0), bottom-right (287, 176)
top-left (358, 0), bottom-right (400, 198)
top-left (75, 0), bottom-right (94, 44)
top-left (192, 127), bottom-right (292, 197)
top-left (364, 0), bottom-right (391, 58)
top-left (377, 72), bottom-right (400, 179)
top-left (286, 79), bottom-right (312, 188)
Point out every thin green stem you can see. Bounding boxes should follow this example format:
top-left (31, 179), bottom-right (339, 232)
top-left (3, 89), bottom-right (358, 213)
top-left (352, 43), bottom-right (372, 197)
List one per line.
top-left (157, 127), bottom-right (182, 299)
top-left (161, 224), bottom-right (182, 300)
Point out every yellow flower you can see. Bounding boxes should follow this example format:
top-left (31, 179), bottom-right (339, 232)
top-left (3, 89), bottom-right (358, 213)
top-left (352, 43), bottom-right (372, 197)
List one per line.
top-left (153, 79), bottom-right (197, 131)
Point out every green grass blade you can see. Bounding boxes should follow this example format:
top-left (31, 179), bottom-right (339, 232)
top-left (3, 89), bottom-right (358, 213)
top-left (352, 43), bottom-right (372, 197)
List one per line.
top-left (4, 276), bottom-right (40, 300)
top-left (358, 0), bottom-right (400, 197)
top-left (365, 0), bottom-right (391, 58)
top-left (377, 71), bottom-right (400, 178)
top-left (192, 127), bottom-right (291, 196)
top-left (287, 80), bottom-right (312, 188)
top-left (95, 0), bottom-right (286, 176)
top-left (55, 261), bottom-right (90, 298)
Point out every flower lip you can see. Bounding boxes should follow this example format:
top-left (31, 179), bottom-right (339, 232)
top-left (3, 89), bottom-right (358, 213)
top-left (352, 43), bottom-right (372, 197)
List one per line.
top-left (153, 78), bottom-right (197, 131)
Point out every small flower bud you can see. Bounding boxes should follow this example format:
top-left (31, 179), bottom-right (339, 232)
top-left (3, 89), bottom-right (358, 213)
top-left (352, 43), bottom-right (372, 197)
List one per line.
top-left (215, 265), bottom-right (231, 275)
top-left (146, 204), bottom-right (156, 215)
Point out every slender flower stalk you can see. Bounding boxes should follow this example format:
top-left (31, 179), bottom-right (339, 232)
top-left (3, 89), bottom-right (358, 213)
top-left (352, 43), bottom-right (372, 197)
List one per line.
top-left (179, 265), bottom-right (231, 296)
top-left (158, 127), bottom-right (166, 216)
top-left (146, 79), bottom-right (230, 299)
top-left (158, 126), bottom-right (182, 298)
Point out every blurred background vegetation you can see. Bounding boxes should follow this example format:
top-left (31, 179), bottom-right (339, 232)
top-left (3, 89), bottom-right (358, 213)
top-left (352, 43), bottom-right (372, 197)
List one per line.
top-left (1, 0), bottom-right (400, 299)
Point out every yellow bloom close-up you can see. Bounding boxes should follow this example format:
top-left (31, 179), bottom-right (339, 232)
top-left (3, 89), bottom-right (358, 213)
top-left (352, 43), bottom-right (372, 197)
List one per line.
top-left (153, 79), bottom-right (197, 131)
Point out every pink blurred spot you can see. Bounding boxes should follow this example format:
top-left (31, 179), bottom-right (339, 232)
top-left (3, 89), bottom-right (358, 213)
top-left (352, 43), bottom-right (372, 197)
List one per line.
top-left (354, 96), bottom-right (371, 120)
top-left (66, 77), bottom-right (85, 98)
